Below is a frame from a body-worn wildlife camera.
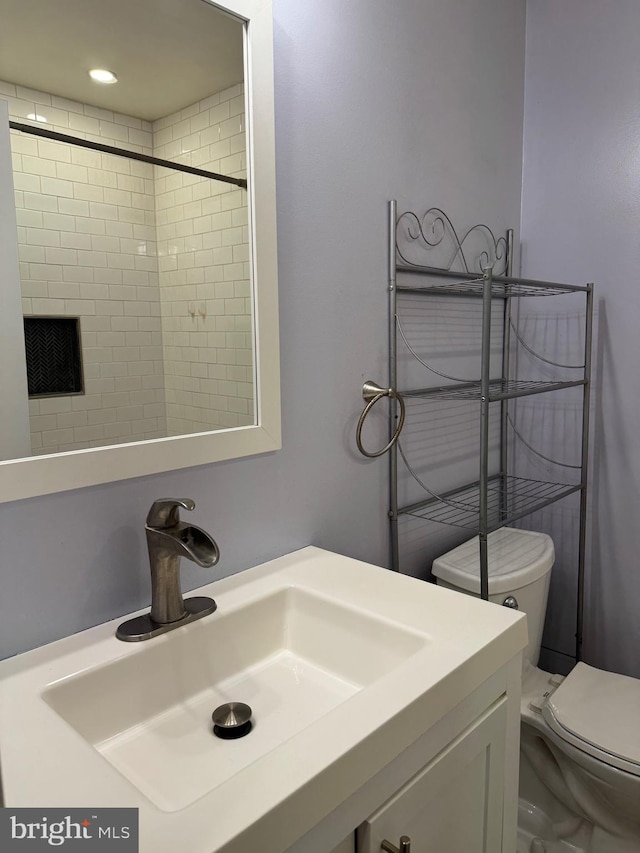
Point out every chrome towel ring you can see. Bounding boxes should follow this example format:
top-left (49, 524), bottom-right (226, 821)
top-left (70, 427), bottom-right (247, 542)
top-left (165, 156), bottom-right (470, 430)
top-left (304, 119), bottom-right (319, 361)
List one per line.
top-left (356, 380), bottom-right (406, 458)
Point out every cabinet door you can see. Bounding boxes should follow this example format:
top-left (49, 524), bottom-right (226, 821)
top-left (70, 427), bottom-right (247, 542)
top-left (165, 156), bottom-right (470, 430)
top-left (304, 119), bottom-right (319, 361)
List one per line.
top-left (357, 698), bottom-right (507, 853)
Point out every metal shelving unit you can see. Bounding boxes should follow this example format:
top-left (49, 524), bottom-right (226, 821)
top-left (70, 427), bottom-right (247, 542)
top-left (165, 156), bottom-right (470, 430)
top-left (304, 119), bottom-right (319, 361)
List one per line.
top-left (387, 201), bottom-right (593, 659)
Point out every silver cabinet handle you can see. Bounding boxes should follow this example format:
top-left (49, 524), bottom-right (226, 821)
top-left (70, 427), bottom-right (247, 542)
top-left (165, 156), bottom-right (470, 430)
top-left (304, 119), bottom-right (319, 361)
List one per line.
top-left (381, 836), bottom-right (411, 853)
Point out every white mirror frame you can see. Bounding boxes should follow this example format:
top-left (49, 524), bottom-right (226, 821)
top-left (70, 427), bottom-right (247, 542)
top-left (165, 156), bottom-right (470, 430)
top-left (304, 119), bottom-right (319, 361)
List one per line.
top-left (0, 0), bottom-right (280, 502)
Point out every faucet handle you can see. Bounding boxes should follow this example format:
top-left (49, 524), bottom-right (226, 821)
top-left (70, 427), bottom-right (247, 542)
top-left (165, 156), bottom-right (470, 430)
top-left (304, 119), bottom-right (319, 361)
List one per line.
top-left (146, 498), bottom-right (196, 529)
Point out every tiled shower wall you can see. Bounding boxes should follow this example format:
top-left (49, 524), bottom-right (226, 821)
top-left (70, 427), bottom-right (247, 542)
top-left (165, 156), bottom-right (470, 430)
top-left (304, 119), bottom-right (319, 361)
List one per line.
top-left (153, 84), bottom-right (252, 434)
top-left (2, 81), bottom-right (166, 454)
top-left (2, 79), bottom-right (251, 454)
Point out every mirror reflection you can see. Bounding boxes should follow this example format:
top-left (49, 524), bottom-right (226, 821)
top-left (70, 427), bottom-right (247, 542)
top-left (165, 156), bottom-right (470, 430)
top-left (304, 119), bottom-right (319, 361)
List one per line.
top-left (0, 0), bottom-right (254, 461)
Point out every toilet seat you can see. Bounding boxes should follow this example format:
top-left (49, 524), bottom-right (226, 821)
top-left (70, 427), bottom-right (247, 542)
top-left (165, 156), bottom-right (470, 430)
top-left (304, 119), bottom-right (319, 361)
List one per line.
top-left (541, 662), bottom-right (640, 778)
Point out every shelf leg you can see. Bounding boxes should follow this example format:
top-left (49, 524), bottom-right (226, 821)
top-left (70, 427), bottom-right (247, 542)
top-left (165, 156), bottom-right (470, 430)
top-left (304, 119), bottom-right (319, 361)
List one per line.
top-left (478, 269), bottom-right (493, 600)
top-left (389, 200), bottom-right (400, 571)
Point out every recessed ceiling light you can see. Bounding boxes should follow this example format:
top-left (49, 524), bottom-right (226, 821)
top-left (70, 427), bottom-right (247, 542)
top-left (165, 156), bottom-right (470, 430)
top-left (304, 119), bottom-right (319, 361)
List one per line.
top-left (88, 68), bottom-right (118, 85)
top-left (27, 113), bottom-right (47, 123)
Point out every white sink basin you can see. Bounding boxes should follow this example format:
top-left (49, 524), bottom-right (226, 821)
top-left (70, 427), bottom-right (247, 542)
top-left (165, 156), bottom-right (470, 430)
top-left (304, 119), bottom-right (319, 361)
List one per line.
top-left (43, 586), bottom-right (425, 811)
top-left (0, 546), bottom-right (525, 853)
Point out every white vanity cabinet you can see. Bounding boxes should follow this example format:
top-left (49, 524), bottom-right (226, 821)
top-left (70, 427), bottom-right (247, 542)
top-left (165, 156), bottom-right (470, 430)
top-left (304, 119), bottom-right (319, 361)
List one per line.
top-left (315, 654), bottom-right (522, 853)
top-left (357, 699), bottom-right (507, 852)
top-left (0, 548), bottom-right (525, 853)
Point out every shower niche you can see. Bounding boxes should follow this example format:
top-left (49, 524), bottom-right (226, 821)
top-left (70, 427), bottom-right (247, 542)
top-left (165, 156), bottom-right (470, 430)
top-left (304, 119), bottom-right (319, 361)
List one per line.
top-left (24, 316), bottom-right (84, 398)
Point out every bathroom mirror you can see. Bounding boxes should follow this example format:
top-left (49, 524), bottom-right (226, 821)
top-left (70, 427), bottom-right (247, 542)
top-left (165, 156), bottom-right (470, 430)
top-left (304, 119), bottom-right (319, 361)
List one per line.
top-left (0, 0), bottom-right (280, 501)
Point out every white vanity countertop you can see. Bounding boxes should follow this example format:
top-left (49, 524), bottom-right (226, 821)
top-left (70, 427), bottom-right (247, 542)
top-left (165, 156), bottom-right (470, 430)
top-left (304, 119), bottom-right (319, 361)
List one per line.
top-left (0, 546), bottom-right (526, 853)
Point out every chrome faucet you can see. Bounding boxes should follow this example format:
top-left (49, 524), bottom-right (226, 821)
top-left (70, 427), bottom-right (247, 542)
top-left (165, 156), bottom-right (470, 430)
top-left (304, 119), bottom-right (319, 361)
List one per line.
top-left (117, 498), bottom-right (220, 642)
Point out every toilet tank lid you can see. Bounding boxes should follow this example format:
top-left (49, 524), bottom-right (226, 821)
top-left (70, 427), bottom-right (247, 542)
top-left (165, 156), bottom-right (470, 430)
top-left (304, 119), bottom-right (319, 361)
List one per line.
top-left (543, 662), bottom-right (640, 773)
top-left (431, 527), bottom-right (554, 595)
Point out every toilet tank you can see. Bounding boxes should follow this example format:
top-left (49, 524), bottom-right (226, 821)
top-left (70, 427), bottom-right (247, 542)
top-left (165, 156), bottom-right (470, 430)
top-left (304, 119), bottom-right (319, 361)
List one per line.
top-left (432, 527), bottom-right (554, 666)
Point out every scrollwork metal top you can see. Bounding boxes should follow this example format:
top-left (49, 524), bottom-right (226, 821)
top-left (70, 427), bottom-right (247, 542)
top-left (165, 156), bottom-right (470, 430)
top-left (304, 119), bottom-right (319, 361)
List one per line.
top-left (396, 207), bottom-right (509, 276)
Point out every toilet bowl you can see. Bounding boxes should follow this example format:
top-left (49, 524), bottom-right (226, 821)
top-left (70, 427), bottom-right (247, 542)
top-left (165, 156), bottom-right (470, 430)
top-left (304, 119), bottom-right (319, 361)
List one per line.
top-left (432, 528), bottom-right (640, 853)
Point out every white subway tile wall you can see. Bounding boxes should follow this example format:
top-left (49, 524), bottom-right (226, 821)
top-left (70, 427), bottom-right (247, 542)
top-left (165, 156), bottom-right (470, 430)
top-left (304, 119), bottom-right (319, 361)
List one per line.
top-left (153, 84), bottom-right (252, 435)
top-left (3, 80), bottom-right (252, 454)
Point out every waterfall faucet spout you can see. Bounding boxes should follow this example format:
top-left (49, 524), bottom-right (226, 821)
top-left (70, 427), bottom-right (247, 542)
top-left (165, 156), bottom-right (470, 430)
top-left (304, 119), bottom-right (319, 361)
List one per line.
top-left (116, 498), bottom-right (220, 642)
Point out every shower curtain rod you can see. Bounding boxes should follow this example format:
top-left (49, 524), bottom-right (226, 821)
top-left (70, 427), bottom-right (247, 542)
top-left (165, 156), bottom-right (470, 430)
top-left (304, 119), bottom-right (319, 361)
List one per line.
top-left (9, 121), bottom-right (247, 189)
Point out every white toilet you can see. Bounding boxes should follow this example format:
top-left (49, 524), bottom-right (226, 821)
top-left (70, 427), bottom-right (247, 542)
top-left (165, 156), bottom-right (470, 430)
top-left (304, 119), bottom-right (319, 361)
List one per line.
top-left (432, 528), bottom-right (640, 853)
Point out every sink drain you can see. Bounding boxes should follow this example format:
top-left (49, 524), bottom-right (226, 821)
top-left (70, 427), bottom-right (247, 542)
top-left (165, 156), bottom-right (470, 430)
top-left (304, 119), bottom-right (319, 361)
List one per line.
top-left (212, 702), bottom-right (253, 739)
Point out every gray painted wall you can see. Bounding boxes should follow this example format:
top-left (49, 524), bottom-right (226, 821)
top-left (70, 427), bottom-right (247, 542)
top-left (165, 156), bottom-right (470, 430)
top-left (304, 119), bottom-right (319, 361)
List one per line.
top-left (521, 0), bottom-right (640, 678)
top-left (0, 0), bottom-right (526, 661)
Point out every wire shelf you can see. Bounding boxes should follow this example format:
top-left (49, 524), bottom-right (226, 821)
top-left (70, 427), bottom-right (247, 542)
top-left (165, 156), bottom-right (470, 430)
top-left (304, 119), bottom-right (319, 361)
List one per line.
top-left (403, 378), bottom-right (586, 402)
top-left (396, 280), bottom-right (587, 299)
top-left (396, 269), bottom-right (589, 298)
top-left (399, 476), bottom-right (582, 531)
